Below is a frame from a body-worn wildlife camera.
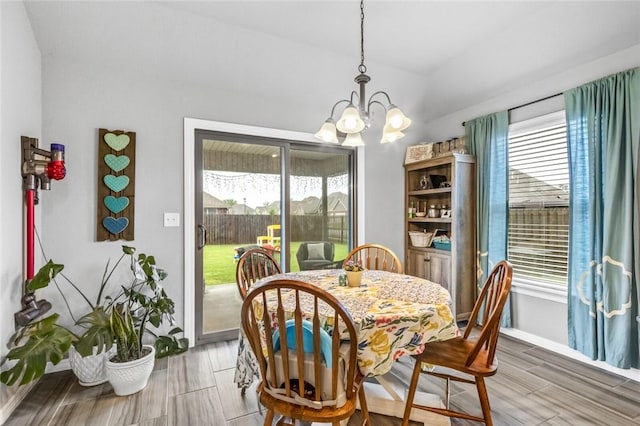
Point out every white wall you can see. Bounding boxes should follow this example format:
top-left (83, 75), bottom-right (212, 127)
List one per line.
top-left (360, 123), bottom-right (426, 258)
top-left (421, 44), bottom-right (640, 142)
top-left (0, 1), bottom-right (42, 421)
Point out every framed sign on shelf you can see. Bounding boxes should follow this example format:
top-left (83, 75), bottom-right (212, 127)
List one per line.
top-left (404, 143), bottom-right (434, 164)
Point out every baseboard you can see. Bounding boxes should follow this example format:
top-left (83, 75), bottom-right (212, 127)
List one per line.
top-left (45, 359), bottom-right (70, 373)
top-left (0, 381), bottom-right (36, 425)
top-left (501, 327), bottom-right (640, 382)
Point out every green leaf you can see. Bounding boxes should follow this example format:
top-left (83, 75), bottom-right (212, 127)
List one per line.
top-left (74, 307), bottom-right (114, 357)
top-left (154, 334), bottom-right (189, 359)
top-left (157, 269), bottom-right (168, 281)
top-left (122, 245), bottom-right (135, 255)
top-left (149, 312), bottom-right (161, 328)
top-left (109, 306), bottom-right (140, 362)
top-left (0, 315), bottom-right (73, 386)
top-left (27, 260), bottom-right (64, 292)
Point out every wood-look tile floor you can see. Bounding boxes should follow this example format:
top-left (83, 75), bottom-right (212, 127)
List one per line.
top-left (5, 335), bottom-right (640, 425)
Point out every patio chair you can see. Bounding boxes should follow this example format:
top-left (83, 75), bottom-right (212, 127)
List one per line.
top-left (401, 260), bottom-right (513, 426)
top-left (241, 278), bottom-right (370, 425)
top-left (343, 243), bottom-right (403, 273)
top-left (296, 241), bottom-right (340, 271)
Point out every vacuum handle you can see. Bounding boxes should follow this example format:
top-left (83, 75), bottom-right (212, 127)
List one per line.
top-left (197, 224), bottom-right (207, 250)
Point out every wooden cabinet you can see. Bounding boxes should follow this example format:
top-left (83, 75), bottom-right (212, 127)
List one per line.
top-left (407, 249), bottom-right (451, 292)
top-left (404, 153), bottom-right (476, 320)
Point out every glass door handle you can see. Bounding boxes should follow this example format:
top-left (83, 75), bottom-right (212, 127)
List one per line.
top-left (197, 224), bottom-right (207, 250)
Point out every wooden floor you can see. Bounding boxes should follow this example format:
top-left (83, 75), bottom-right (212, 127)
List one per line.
top-left (5, 334), bottom-right (640, 426)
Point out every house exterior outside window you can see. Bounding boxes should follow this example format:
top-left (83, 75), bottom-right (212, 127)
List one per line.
top-left (507, 111), bottom-right (569, 286)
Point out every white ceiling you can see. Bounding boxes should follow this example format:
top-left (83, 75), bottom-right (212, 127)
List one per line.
top-left (23, 1), bottom-right (640, 127)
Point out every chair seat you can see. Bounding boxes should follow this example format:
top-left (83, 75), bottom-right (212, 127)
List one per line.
top-left (416, 336), bottom-right (498, 377)
top-left (257, 378), bottom-right (362, 423)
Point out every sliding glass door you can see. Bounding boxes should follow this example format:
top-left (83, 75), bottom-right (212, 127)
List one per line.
top-left (194, 131), bottom-right (355, 344)
top-left (289, 148), bottom-right (352, 272)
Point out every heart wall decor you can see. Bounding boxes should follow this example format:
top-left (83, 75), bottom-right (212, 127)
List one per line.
top-left (104, 195), bottom-right (130, 214)
top-left (103, 175), bottom-right (130, 193)
top-left (102, 217), bottom-right (129, 235)
top-left (104, 154), bottom-right (130, 172)
top-left (97, 128), bottom-right (136, 241)
top-left (104, 133), bottom-right (130, 151)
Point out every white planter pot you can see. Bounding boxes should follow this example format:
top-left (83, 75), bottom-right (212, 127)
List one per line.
top-left (106, 345), bottom-right (155, 396)
top-left (69, 345), bottom-right (116, 386)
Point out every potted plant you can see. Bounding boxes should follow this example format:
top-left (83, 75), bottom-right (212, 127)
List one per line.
top-left (104, 246), bottom-right (188, 395)
top-left (0, 258), bottom-right (114, 387)
top-left (344, 259), bottom-right (365, 287)
top-left (0, 246), bottom-right (188, 392)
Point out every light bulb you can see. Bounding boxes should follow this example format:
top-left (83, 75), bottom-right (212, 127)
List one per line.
top-left (336, 105), bottom-right (365, 134)
top-left (314, 119), bottom-right (339, 143)
top-left (385, 105), bottom-right (411, 132)
top-left (390, 115), bottom-right (403, 129)
top-left (344, 118), bottom-right (357, 131)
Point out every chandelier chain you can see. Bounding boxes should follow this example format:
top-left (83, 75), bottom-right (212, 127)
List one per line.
top-left (358, 0), bottom-right (366, 74)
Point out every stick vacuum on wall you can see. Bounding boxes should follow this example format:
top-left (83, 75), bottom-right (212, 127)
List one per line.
top-left (14, 136), bottom-right (66, 327)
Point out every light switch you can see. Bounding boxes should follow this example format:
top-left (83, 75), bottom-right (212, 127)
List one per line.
top-left (163, 213), bottom-right (180, 227)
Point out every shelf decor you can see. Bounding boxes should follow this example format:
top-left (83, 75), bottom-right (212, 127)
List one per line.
top-left (97, 128), bottom-right (136, 241)
top-left (404, 143), bottom-right (434, 165)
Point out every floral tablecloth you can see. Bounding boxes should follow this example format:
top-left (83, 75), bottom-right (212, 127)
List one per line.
top-left (234, 269), bottom-right (458, 388)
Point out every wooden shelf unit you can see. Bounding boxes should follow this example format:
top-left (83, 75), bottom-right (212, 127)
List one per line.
top-left (404, 153), bottom-right (476, 320)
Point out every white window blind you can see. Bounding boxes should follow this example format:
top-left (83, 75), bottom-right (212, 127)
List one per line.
top-left (508, 111), bottom-right (569, 285)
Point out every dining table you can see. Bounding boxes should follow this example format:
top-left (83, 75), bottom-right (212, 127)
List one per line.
top-left (234, 268), bottom-right (459, 425)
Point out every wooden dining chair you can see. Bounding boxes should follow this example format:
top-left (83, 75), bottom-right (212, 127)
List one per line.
top-left (241, 279), bottom-right (370, 426)
top-left (343, 243), bottom-right (403, 274)
top-left (401, 260), bottom-right (513, 426)
top-left (236, 248), bottom-right (281, 300)
top-left (235, 248), bottom-right (282, 396)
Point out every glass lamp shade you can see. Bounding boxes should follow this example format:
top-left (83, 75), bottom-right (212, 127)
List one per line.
top-left (385, 105), bottom-right (411, 131)
top-left (336, 105), bottom-right (365, 134)
top-left (314, 118), bottom-right (339, 143)
top-left (380, 127), bottom-right (405, 144)
top-left (342, 132), bottom-right (365, 147)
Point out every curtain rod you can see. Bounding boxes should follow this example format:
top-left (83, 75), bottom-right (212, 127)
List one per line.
top-left (461, 92), bottom-right (563, 126)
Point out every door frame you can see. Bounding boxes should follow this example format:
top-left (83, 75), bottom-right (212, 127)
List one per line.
top-left (183, 118), bottom-right (366, 346)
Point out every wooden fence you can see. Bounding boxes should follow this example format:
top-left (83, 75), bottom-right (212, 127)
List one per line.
top-left (508, 206), bottom-right (569, 283)
top-left (203, 214), bottom-right (347, 245)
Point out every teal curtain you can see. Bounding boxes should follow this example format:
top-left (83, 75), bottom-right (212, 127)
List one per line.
top-left (466, 111), bottom-right (510, 327)
top-left (565, 67), bottom-right (640, 369)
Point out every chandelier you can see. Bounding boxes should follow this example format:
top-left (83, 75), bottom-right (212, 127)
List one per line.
top-left (314, 0), bottom-right (411, 147)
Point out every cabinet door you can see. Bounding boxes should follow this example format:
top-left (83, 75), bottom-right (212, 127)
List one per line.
top-left (425, 252), bottom-right (451, 292)
top-left (407, 249), bottom-right (427, 278)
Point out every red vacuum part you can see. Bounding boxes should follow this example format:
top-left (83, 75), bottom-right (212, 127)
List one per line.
top-left (26, 189), bottom-right (35, 280)
top-left (46, 160), bottom-right (66, 180)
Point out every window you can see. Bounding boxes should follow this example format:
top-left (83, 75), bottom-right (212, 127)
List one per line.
top-left (508, 111), bottom-right (569, 285)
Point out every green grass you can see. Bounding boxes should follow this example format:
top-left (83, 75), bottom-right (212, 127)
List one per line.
top-left (203, 242), bottom-right (348, 285)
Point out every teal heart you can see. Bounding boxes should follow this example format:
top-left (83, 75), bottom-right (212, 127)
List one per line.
top-left (103, 175), bottom-right (129, 192)
top-left (104, 133), bottom-right (130, 151)
top-left (102, 217), bottom-right (129, 234)
top-left (104, 154), bottom-right (130, 172)
top-left (104, 196), bottom-right (129, 214)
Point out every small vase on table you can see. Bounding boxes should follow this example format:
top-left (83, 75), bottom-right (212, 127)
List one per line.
top-left (345, 270), bottom-right (363, 287)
